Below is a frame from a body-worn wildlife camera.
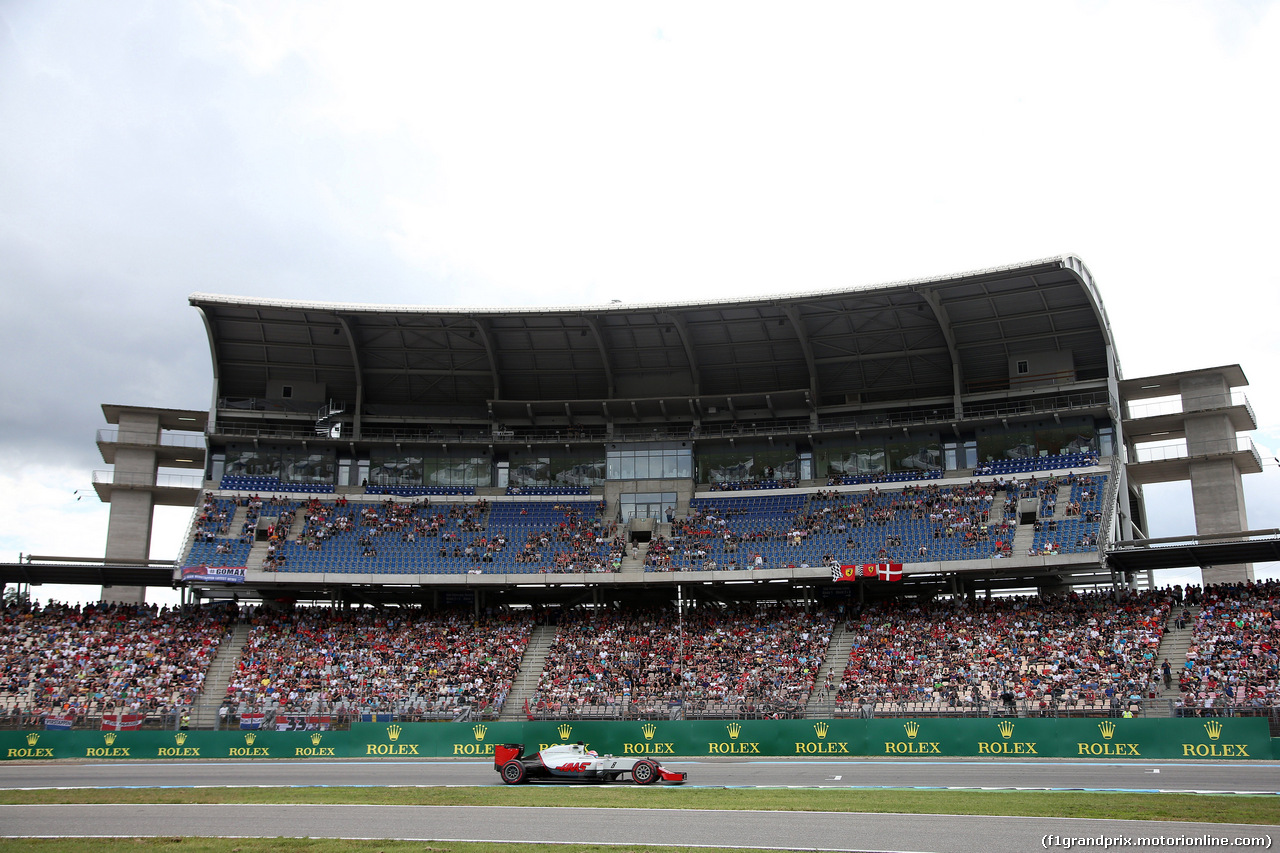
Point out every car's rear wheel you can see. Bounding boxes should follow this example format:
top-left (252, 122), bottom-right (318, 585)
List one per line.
top-left (501, 760), bottom-right (526, 784)
top-left (632, 760), bottom-right (658, 785)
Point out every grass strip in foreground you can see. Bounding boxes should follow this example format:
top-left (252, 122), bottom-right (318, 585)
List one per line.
top-left (3, 842), bottom-right (785, 853)
top-left (2, 786), bottom-right (1277, 825)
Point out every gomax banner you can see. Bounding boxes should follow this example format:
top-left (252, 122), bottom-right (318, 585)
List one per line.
top-left (1, 718), bottom-right (1272, 761)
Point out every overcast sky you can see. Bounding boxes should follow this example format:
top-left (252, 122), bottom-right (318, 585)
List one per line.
top-left (2, 1), bottom-right (1278, 605)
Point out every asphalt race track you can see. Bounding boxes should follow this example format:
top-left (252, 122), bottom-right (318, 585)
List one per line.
top-left (4, 756), bottom-right (1279, 794)
top-left (2, 758), bottom-right (1278, 853)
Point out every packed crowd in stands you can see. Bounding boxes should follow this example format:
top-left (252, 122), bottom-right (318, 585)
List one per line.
top-left (4, 578), bottom-right (1278, 730)
top-left (223, 607), bottom-right (530, 723)
top-left (1176, 580), bottom-right (1279, 715)
top-left (827, 589), bottom-right (1172, 716)
top-left (0, 600), bottom-right (234, 728)
top-left (529, 604), bottom-right (835, 718)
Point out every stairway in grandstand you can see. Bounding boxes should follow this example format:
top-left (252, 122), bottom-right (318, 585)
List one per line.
top-left (189, 620), bottom-right (251, 729)
top-left (620, 540), bottom-right (649, 573)
top-left (500, 623), bottom-right (557, 721)
top-left (804, 621), bottom-right (853, 717)
top-left (1010, 519), bottom-right (1037, 556)
top-left (1147, 605), bottom-right (1201, 717)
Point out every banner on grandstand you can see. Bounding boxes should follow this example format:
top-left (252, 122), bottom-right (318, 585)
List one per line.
top-left (101, 714), bottom-right (146, 731)
top-left (44, 716), bottom-right (74, 731)
top-left (239, 713), bottom-right (265, 730)
top-left (832, 564), bottom-right (902, 582)
top-left (181, 566), bottom-right (246, 583)
top-left (274, 714), bottom-right (332, 731)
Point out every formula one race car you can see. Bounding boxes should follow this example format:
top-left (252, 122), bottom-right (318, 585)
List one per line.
top-left (494, 742), bottom-right (687, 785)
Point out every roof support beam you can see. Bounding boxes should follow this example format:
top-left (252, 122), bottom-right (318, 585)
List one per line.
top-left (581, 315), bottom-right (615, 399)
top-left (193, 306), bottom-right (221, 434)
top-left (471, 318), bottom-right (501, 400)
top-left (665, 313), bottom-right (701, 397)
top-left (335, 315), bottom-right (364, 439)
top-left (782, 305), bottom-right (820, 406)
top-left (916, 289), bottom-right (964, 418)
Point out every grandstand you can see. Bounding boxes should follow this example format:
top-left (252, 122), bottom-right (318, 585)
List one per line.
top-left (4, 254), bottom-right (1279, 733)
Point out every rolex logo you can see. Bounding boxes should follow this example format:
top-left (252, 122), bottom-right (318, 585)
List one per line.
top-left (26, 733), bottom-right (39, 747)
top-left (641, 723), bottom-right (657, 740)
top-left (104, 732), bottom-right (118, 746)
top-left (387, 724), bottom-right (402, 742)
top-left (903, 721), bottom-right (919, 740)
top-left (997, 720), bottom-right (1015, 739)
top-left (1204, 720), bottom-right (1223, 741)
top-left (1098, 721), bottom-right (1115, 740)
top-left (244, 732), bottom-right (257, 745)
top-left (727, 723), bottom-right (742, 740)
top-left (814, 721), bottom-right (829, 739)
top-left (310, 733), bottom-right (323, 746)
top-left (473, 724), bottom-right (487, 741)
top-left (174, 732), bottom-right (188, 746)
top-left (558, 724), bottom-right (573, 740)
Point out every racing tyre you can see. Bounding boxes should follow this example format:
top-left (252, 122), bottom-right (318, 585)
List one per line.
top-left (632, 760), bottom-right (658, 785)
top-left (501, 760), bottom-right (527, 784)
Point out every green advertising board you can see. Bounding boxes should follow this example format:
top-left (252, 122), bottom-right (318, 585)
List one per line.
top-left (2, 717), bottom-right (1270, 761)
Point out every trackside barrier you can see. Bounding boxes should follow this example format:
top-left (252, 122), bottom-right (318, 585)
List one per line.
top-left (2, 718), bottom-right (1270, 761)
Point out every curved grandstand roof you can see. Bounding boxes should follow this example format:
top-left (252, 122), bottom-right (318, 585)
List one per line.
top-left (190, 254), bottom-right (1117, 412)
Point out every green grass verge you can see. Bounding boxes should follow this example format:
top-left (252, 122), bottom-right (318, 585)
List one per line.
top-left (2, 786), bottom-right (1277, 825)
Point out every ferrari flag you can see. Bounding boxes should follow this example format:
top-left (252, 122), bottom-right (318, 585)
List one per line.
top-left (832, 563), bottom-right (903, 582)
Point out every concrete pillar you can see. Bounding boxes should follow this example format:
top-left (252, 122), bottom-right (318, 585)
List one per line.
top-left (1180, 373), bottom-right (1253, 584)
top-left (102, 411), bottom-right (162, 604)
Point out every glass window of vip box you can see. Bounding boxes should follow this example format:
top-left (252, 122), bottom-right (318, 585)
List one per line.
top-left (606, 444), bottom-right (692, 480)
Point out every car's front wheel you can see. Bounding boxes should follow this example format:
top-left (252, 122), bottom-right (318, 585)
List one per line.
top-left (501, 760), bottom-right (527, 784)
top-left (632, 760), bottom-right (658, 785)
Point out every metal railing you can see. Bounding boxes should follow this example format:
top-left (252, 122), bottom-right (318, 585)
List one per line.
top-left (96, 429), bottom-right (205, 449)
top-left (1097, 453), bottom-right (1122, 572)
top-left (1133, 435), bottom-right (1261, 465)
top-left (1125, 391), bottom-right (1254, 423)
top-left (92, 470), bottom-right (204, 489)
top-left (7, 700), bottom-right (1274, 732)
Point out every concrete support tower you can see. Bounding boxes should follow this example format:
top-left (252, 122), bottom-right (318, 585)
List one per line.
top-left (95, 405), bottom-right (207, 603)
top-left (1120, 366), bottom-right (1262, 585)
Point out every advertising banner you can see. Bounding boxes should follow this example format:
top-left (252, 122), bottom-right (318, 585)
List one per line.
top-left (181, 566), bottom-right (246, 583)
top-left (1, 717), bottom-right (1271, 761)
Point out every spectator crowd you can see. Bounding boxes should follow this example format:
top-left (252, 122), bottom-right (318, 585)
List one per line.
top-left (0, 600), bottom-right (233, 728)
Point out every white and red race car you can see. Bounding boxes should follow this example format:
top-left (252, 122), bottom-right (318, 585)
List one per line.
top-left (494, 742), bottom-right (687, 785)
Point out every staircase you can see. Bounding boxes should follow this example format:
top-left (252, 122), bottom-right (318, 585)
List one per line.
top-left (1147, 605), bottom-right (1200, 717)
top-left (620, 540), bottom-right (649, 573)
top-left (1011, 520), bottom-right (1037, 556)
top-left (805, 622), bottom-right (854, 717)
top-left (188, 621), bottom-right (251, 729)
top-left (500, 624), bottom-right (557, 721)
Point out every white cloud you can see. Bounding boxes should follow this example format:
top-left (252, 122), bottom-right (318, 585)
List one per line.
top-left (2, 0), bottom-right (1278, 602)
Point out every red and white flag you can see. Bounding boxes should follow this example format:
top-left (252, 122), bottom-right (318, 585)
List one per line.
top-left (877, 563), bottom-right (903, 582)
